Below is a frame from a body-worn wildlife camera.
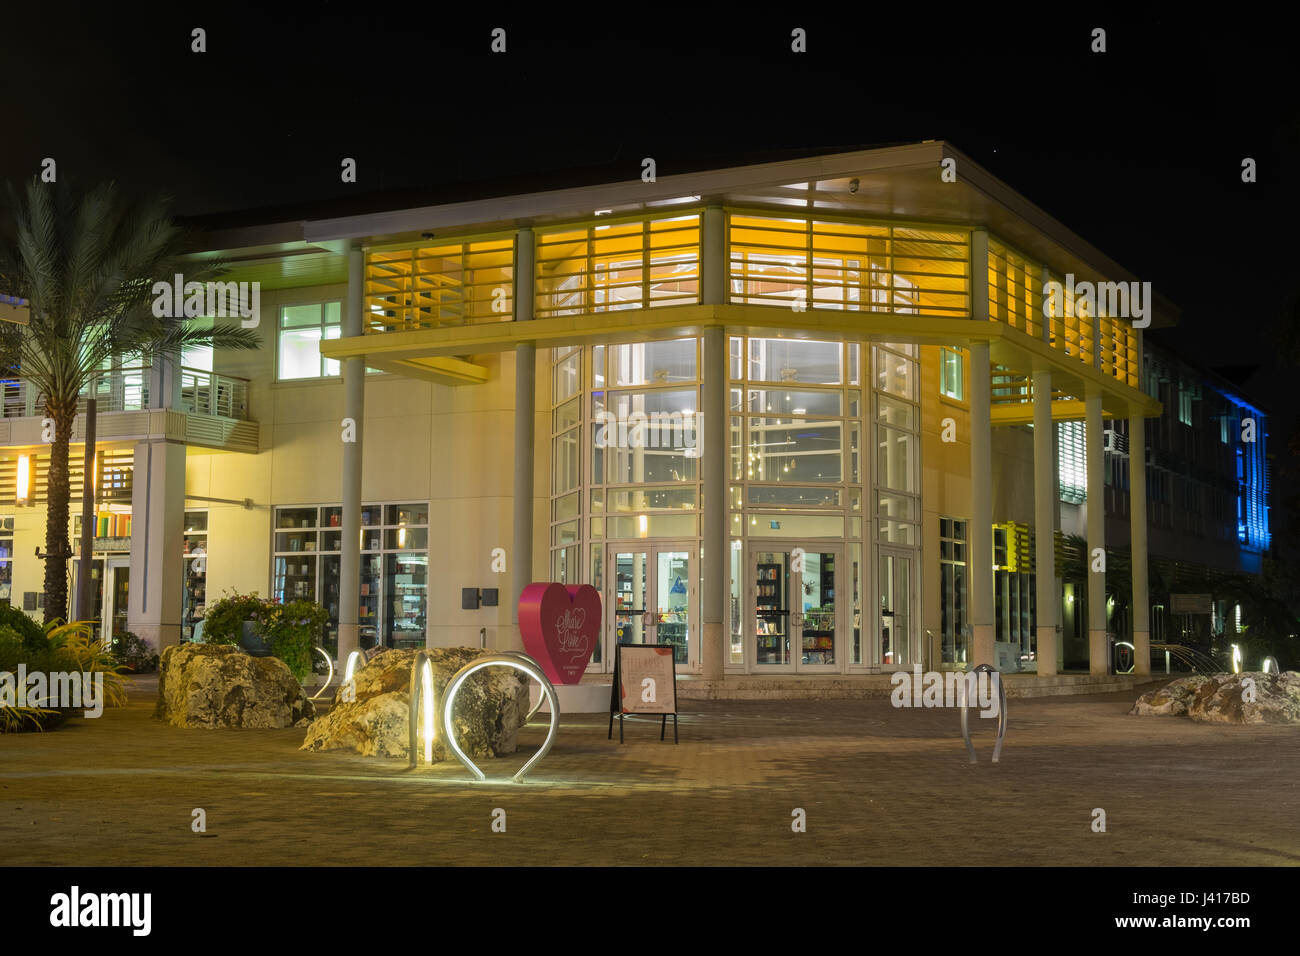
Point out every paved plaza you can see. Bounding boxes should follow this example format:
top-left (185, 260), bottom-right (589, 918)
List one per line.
top-left (2, 677), bottom-right (1298, 867)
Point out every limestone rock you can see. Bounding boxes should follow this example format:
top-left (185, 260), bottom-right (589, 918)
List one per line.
top-left (155, 644), bottom-right (314, 729)
top-left (300, 647), bottom-right (531, 761)
top-left (1188, 671), bottom-right (1300, 725)
top-left (1131, 671), bottom-right (1300, 724)
top-left (1130, 675), bottom-right (1212, 716)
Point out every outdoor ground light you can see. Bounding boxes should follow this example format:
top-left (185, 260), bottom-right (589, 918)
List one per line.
top-left (441, 652), bottom-right (558, 783)
top-left (406, 651), bottom-right (437, 767)
top-left (1262, 657), bottom-right (1278, 673)
top-left (1231, 644), bottom-right (1242, 674)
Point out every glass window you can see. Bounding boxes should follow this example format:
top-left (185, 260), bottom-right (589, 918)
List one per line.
top-left (940, 347), bottom-right (965, 400)
top-left (748, 338), bottom-right (843, 384)
top-left (876, 426), bottom-right (916, 493)
top-left (940, 517), bottom-right (968, 665)
top-left (875, 348), bottom-right (915, 400)
top-left (607, 339), bottom-right (696, 386)
top-left (747, 419), bottom-right (841, 483)
top-left (278, 302), bottom-right (342, 380)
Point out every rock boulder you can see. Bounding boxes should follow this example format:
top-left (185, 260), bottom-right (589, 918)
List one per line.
top-left (1129, 675), bottom-right (1212, 716)
top-left (300, 647), bottom-right (531, 761)
top-left (1131, 672), bottom-right (1300, 724)
top-left (1188, 671), bottom-right (1300, 724)
top-left (155, 644), bottom-right (314, 729)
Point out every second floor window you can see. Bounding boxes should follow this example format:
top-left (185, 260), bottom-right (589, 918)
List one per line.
top-left (939, 347), bottom-right (964, 400)
top-left (279, 302), bottom-right (342, 380)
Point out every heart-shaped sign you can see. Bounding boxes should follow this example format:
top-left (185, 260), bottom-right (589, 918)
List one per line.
top-left (519, 582), bottom-right (602, 684)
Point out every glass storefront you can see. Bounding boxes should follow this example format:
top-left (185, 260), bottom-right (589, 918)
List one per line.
top-left (549, 333), bottom-right (923, 675)
top-left (272, 502), bottom-right (428, 654)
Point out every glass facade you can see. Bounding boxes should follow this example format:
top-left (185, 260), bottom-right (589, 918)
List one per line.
top-left (272, 503), bottom-right (428, 654)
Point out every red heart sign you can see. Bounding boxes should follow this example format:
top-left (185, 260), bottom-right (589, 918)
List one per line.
top-left (519, 582), bottom-right (602, 684)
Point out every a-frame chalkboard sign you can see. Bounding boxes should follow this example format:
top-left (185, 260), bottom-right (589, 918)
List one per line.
top-left (608, 642), bottom-right (679, 744)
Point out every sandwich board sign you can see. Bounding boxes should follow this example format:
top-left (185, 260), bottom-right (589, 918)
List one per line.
top-left (608, 643), bottom-right (678, 744)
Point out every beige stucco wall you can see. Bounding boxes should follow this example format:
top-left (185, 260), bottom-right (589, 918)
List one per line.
top-left (183, 282), bottom-right (549, 651)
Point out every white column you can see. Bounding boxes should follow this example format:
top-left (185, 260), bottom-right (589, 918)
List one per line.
top-left (338, 243), bottom-right (365, 660)
top-left (127, 439), bottom-right (185, 652)
top-left (702, 327), bottom-right (726, 679)
top-left (969, 340), bottom-right (994, 668)
top-left (1129, 410), bottom-right (1151, 676)
top-left (1086, 391), bottom-right (1107, 674)
top-left (511, 228), bottom-right (537, 647)
top-left (701, 206), bottom-right (726, 678)
top-left (1033, 368), bottom-right (1058, 675)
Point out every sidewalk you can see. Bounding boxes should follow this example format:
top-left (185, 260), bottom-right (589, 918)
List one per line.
top-left (2, 676), bottom-right (1297, 866)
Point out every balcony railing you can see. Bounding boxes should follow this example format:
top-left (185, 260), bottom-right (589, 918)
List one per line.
top-left (1, 364), bottom-right (250, 420)
top-left (180, 368), bottom-right (249, 419)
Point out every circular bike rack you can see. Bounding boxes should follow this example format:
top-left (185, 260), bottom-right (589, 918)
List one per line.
top-left (441, 653), bottom-right (559, 783)
top-left (309, 646), bottom-right (335, 700)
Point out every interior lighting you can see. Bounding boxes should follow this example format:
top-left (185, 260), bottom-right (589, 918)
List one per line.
top-left (16, 454), bottom-right (30, 504)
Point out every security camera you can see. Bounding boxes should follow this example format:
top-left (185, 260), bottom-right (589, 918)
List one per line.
top-left (848, 178), bottom-right (860, 194)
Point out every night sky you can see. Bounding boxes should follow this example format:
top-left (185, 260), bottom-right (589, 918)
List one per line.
top-left (4, 5), bottom-right (1297, 528)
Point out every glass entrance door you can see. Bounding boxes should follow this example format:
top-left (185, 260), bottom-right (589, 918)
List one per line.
top-left (102, 556), bottom-right (130, 651)
top-left (751, 545), bottom-right (841, 671)
top-left (607, 545), bottom-right (697, 669)
top-left (878, 548), bottom-right (916, 668)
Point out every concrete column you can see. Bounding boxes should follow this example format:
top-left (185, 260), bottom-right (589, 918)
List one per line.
top-left (338, 244), bottom-right (365, 660)
top-left (702, 326), bottom-right (726, 679)
top-left (1032, 368), bottom-right (1058, 675)
top-left (127, 439), bottom-right (185, 652)
top-left (1053, 420), bottom-right (1064, 666)
top-left (969, 340), bottom-right (994, 668)
top-left (702, 206), bottom-right (725, 305)
top-left (512, 346), bottom-right (535, 615)
top-left (1129, 410), bottom-right (1151, 676)
top-left (511, 227), bottom-right (537, 642)
top-left (148, 348), bottom-right (183, 410)
top-left (1086, 391), bottom-right (1107, 674)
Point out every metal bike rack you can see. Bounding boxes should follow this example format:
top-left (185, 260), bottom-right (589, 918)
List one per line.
top-left (497, 649), bottom-right (547, 723)
top-left (308, 646), bottom-right (335, 701)
top-left (441, 652), bottom-right (559, 783)
top-left (960, 663), bottom-right (1007, 764)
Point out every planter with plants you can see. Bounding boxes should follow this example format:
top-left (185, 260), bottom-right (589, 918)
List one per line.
top-left (201, 591), bottom-right (328, 682)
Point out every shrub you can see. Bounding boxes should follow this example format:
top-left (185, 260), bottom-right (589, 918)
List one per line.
top-left (113, 632), bottom-right (159, 674)
top-left (1, 620), bottom-right (127, 733)
top-left (202, 591), bottom-right (274, 645)
top-left (265, 600), bottom-right (329, 682)
top-left (199, 591), bottom-right (326, 682)
top-left (0, 603), bottom-right (47, 654)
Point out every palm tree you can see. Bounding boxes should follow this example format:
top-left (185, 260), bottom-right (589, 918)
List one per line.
top-left (0, 178), bottom-right (259, 625)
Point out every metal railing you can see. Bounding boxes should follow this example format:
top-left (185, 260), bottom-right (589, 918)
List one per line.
top-left (1, 365), bottom-right (250, 421)
top-left (180, 367), bottom-right (249, 419)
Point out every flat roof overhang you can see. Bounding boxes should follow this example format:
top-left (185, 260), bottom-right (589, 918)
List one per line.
top-left (320, 304), bottom-right (1161, 420)
top-left (198, 142), bottom-right (1179, 328)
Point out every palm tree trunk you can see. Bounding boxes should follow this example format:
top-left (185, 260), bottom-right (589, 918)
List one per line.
top-left (43, 402), bottom-right (77, 626)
